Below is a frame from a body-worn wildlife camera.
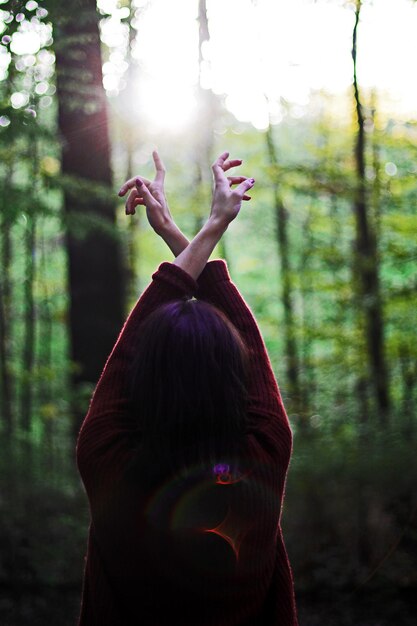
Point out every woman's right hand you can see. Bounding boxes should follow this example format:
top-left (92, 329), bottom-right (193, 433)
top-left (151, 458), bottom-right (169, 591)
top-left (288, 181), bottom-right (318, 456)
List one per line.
top-left (118, 150), bottom-right (173, 236)
top-left (210, 152), bottom-right (255, 229)
top-left (118, 151), bottom-right (189, 257)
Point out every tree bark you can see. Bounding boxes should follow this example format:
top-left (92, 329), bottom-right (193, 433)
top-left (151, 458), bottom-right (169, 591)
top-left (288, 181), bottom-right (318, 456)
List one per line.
top-left (52, 0), bottom-right (124, 430)
top-left (352, 1), bottom-right (389, 419)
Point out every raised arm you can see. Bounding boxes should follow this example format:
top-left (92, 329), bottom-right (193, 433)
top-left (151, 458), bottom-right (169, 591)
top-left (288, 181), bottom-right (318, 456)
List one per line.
top-left (119, 151), bottom-right (288, 431)
top-left (118, 150), bottom-right (253, 266)
top-left (197, 260), bottom-right (288, 427)
top-left (193, 153), bottom-right (288, 426)
top-left (172, 152), bottom-right (254, 278)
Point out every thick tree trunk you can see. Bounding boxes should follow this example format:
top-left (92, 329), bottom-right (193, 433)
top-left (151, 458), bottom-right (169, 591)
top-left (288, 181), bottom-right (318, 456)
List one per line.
top-left (52, 0), bottom-right (124, 430)
top-left (352, 2), bottom-right (389, 419)
top-left (266, 127), bottom-right (300, 413)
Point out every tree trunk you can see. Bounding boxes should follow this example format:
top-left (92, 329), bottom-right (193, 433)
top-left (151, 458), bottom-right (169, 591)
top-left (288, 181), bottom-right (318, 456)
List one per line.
top-left (193, 0), bottom-right (214, 229)
top-left (0, 169), bottom-right (13, 436)
top-left (125, 0), bottom-right (141, 298)
top-left (370, 91), bottom-right (382, 242)
top-left (20, 212), bottom-right (36, 433)
top-left (197, 0), bottom-right (215, 163)
top-left (266, 126), bottom-right (300, 414)
top-left (399, 345), bottom-right (416, 438)
top-left (352, 1), bottom-right (389, 419)
top-left (38, 220), bottom-right (54, 452)
top-left (20, 126), bottom-right (42, 434)
top-left (298, 203), bottom-right (316, 415)
top-left (194, 0), bottom-right (230, 267)
top-left (52, 0), bottom-right (124, 431)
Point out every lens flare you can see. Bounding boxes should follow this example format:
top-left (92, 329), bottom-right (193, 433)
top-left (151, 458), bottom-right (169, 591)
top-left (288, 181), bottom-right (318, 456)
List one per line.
top-left (203, 506), bottom-right (253, 561)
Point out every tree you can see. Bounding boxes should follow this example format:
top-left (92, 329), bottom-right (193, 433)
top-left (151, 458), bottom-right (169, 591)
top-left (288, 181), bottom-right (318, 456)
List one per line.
top-left (49, 0), bottom-right (125, 429)
top-left (266, 126), bottom-right (301, 414)
top-left (193, 0), bottom-right (229, 260)
top-left (20, 130), bottom-right (37, 432)
top-left (125, 0), bottom-right (141, 295)
top-left (351, 0), bottom-right (389, 418)
top-left (0, 166), bottom-right (13, 436)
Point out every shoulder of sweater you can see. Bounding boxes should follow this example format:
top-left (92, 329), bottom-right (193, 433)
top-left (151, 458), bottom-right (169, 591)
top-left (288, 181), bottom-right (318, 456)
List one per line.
top-left (152, 261), bottom-right (198, 294)
top-left (198, 259), bottom-right (231, 290)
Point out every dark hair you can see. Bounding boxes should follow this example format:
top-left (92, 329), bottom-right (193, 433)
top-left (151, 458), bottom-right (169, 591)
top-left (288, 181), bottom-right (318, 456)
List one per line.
top-left (127, 298), bottom-right (248, 482)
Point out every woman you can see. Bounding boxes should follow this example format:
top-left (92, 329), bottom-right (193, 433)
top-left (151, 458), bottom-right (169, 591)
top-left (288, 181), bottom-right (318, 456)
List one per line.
top-left (76, 152), bottom-right (298, 625)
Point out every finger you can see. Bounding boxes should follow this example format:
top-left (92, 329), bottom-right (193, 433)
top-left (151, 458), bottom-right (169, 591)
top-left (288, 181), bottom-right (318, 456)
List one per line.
top-left (212, 151), bottom-right (230, 183)
top-left (152, 150), bottom-right (166, 184)
top-left (234, 178), bottom-right (255, 197)
top-left (227, 176), bottom-right (247, 186)
top-left (119, 176), bottom-right (151, 197)
top-left (223, 159), bottom-right (242, 173)
top-left (243, 195), bottom-right (251, 201)
top-left (135, 177), bottom-right (156, 206)
top-left (125, 188), bottom-right (138, 215)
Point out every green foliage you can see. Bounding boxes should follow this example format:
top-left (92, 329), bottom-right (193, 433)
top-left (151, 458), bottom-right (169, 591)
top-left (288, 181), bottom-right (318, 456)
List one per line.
top-left (286, 424), bottom-right (417, 590)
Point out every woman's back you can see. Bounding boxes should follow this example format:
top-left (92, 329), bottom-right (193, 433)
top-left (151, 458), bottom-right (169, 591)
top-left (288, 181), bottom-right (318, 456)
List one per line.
top-left (77, 261), bottom-right (296, 626)
top-left (92, 454), bottom-right (279, 624)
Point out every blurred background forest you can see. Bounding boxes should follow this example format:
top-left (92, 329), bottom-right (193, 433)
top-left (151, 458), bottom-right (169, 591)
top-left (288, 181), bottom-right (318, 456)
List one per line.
top-left (0, 0), bottom-right (416, 624)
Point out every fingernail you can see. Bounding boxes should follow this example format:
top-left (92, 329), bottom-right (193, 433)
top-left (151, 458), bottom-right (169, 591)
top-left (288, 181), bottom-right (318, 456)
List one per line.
top-left (118, 188), bottom-right (124, 196)
top-left (135, 178), bottom-right (143, 187)
top-left (250, 178), bottom-right (255, 184)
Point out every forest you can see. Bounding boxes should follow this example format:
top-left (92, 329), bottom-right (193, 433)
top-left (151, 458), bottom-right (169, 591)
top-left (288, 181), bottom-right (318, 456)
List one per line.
top-left (0, 0), bottom-right (416, 624)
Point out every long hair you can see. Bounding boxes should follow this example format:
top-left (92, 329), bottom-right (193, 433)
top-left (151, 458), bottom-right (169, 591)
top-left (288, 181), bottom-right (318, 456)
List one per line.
top-left (128, 298), bottom-right (249, 482)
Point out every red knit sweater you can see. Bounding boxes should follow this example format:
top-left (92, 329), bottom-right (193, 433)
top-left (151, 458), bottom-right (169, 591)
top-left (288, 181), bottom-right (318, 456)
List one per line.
top-left (76, 260), bottom-right (298, 626)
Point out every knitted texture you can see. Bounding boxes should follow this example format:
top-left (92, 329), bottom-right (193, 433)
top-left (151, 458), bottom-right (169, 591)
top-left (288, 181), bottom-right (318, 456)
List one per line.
top-left (76, 260), bottom-right (298, 626)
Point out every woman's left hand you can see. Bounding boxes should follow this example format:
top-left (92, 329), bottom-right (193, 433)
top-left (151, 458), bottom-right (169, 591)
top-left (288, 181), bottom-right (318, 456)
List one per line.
top-left (118, 151), bottom-right (173, 236)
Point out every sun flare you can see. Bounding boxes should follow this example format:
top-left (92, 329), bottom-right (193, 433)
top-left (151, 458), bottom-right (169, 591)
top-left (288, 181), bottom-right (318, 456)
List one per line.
top-left (138, 78), bottom-right (198, 132)
top-left (99, 0), bottom-right (417, 131)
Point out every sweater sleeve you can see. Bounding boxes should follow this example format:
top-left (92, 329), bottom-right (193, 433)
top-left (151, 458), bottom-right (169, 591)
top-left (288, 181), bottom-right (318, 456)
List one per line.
top-left (197, 260), bottom-right (291, 435)
top-left (76, 262), bottom-right (198, 490)
top-left (197, 261), bottom-right (297, 623)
